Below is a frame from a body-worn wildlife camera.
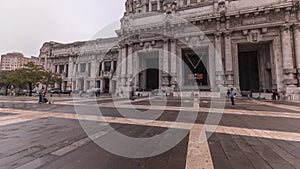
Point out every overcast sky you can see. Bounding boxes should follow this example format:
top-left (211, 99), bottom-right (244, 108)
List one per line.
top-left (0, 0), bottom-right (126, 57)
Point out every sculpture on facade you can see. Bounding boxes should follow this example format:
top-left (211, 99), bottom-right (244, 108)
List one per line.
top-left (125, 0), bottom-right (134, 14)
top-left (217, 0), bottom-right (227, 15)
top-left (163, 0), bottom-right (177, 14)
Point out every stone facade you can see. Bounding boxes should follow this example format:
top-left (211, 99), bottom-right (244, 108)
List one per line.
top-left (39, 38), bottom-right (118, 93)
top-left (40, 0), bottom-right (300, 100)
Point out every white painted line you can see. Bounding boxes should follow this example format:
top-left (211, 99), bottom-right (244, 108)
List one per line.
top-left (249, 100), bottom-right (300, 112)
top-left (50, 145), bottom-right (77, 156)
top-left (186, 125), bottom-right (214, 169)
top-left (185, 99), bottom-right (214, 169)
top-left (1, 108), bottom-right (300, 142)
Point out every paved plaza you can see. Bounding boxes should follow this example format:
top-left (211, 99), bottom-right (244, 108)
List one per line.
top-left (0, 96), bottom-right (300, 169)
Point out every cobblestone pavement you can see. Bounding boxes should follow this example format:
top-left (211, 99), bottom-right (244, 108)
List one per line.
top-left (0, 96), bottom-right (299, 169)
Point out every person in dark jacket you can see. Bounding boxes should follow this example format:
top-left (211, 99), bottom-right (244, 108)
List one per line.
top-left (228, 88), bottom-right (236, 106)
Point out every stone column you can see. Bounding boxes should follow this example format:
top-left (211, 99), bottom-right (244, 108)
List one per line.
top-left (170, 40), bottom-right (177, 88)
top-left (102, 62), bottom-right (105, 71)
top-left (294, 24), bottom-right (300, 73)
top-left (214, 33), bottom-right (224, 87)
top-left (162, 40), bottom-right (169, 87)
top-left (121, 46), bottom-right (127, 86)
top-left (91, 59), bottom-right (97, 79)
top-left (111, 60), bottom-right (114, 72)
top-left (157, 0), bottom-right (161, 10)
top-left (281, 25), bottom-right (296, 85)
top-left (170, 40), bottom-right (177, 74)
top-left (127, 44), bottom-right (133, 77)
top-left (56, 65), bottom-right (59, 73)
top-left (187, 0), bottom-right (191, 5)
top-left (149, 0), bottom-right (152, 12)
top-left (68, 58), bottom-right (74, 78)
top-left (100, 79), bottom-right (104, 92)
top-left (224, 32), bottom-right (233, 85)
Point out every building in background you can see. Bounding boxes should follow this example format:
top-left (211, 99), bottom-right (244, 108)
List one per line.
top-left (0, 53), bottom-right (41, 71)
top-left (39, 38), bottom-right (118, 93)
top-left (40, 0), bottom-right (300, 100)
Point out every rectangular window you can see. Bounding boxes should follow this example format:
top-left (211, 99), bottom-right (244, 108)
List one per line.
top-left (66, 64), bottom-right (69, 77)
top-left (73, 81), bottom-right (76, 91)
top-left (80, 63), bottom-right (86, 73)
top-left (55, 65), bottom-right (58, 73)
top-left (113, 61), bottom-right (117, 72)
top-left (86, 81), bottom-right (90, 90)
top-left (59, 65), bottom-right (64, 74)
top-left (104, 62), bottom-right (111, 72)
top-left (88, 63), bottom-right (91, 77)
top-left (152, 3), bottom-right (158, 11)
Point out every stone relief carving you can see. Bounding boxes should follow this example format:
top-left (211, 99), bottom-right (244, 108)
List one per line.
top-left (189, 36), bottom-right (200, 47)
top-left (143, 42), bottom-right (153, 51)
top-left (125, 0), bottom-right (134, 14)
top-left (246, 29), bottom-right (263, 43)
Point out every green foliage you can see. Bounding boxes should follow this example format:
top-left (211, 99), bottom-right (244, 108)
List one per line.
top-left (0, 70), bottom-right (12, 87)
top-left (0, 62), bottom-right (62, 95)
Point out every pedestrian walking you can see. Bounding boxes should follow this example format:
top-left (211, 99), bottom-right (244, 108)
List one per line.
top-left (229, 88), bottom-right (236, 106)
top-left (38, 87), bottom-right (44, 104)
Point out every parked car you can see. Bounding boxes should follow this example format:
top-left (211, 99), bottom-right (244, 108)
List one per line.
top-left (62, 90), bottom-right (72, 95)
top-left (49, 88), bottom-right (61, 94)
top-left (0, 90), bottom-right (6, 95)
top-left (49, 88), bottom-right (72, 96)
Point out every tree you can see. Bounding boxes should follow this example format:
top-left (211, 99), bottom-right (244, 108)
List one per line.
top-left (40, 71), bottom-right (62, 96)
top-left (0, 70), bottom-right (13, 95)
top-left (5, 62), bottom-right (62, 96)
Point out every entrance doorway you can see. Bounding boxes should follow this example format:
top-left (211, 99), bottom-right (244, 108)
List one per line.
top-left (146, 68), bottom-right (159, 90)
top-left (103, 79), bottom-right (110, 93)
top-left (238, 42), bottom-right (272, 93)
top-left (238, 51), bottom-right (260, 92)
top-left (138, 52), bottom-right (159, 91)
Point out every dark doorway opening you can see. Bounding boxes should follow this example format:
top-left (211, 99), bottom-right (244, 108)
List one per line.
top-left (146, 68), bottom-right (159, 90)
top-left (103, 79), bottom-right (110, 93)
top-left (238, 51), bottom-right (260, 92)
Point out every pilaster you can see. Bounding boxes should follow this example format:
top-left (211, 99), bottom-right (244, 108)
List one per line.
top-left (224, 32), bottom-right (233, 85)
top-left (162, 39), bottom-right (170, 87)
top-left (280, 25), bottom-right (297, 85)
top-left (157, 0), bottom-right (161, 10)
top-left (127, 44), bottom-right (133, 77)
top-left (294, 24), bottom-right (300, 71)
top-left (214, 33), bottom-right (224, 86)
